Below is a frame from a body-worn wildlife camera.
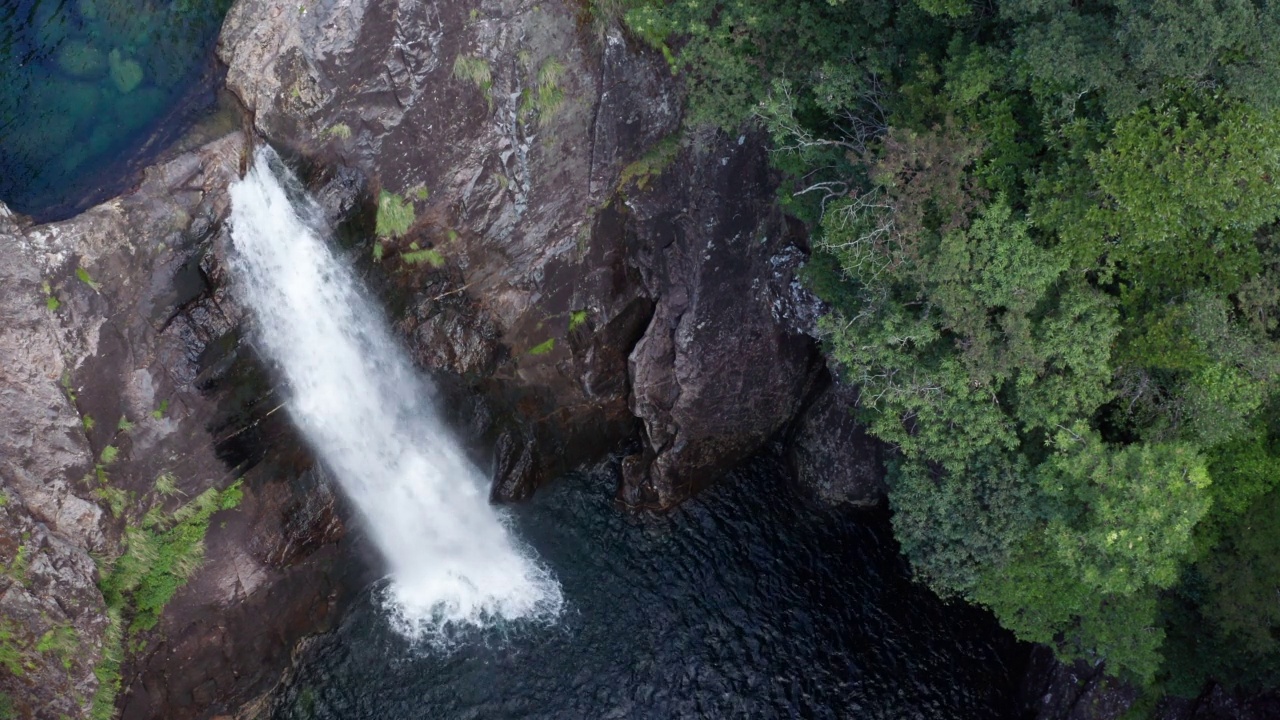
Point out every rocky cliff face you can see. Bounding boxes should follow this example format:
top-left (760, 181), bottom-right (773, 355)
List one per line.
top-left (0, 0), bottom-right (887, 717)
top-left (0, 134), bottom-right (360, 719)
top-left (1017, 648), bottom-right (1280, 720)
top-left (216, 0), bottom-right (852, 509)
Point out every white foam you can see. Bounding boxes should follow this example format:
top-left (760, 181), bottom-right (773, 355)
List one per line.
top-left (227, 149), bottom-right (562, 643)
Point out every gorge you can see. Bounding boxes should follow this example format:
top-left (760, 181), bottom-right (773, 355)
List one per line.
top-left (3, 0), bottom-right (1280, 719)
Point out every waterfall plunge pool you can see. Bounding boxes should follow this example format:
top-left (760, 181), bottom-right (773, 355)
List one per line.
top-left (268, 457), bottom-right (1030, 720)
top-left (227, 151), bottom-right (1029, 719)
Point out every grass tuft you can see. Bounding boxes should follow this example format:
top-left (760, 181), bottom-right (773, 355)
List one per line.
top-left (375, 191), bottom-right (415, 239)
top-left (453, 55), bottom-right (494, 109)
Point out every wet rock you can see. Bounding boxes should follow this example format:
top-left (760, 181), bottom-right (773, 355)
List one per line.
top-left (788, 375), bottom-right (887, 508)
top-left (490, 426), bottom-right (540, 503)
top-left (218, 0), bottom-right (826, 510)
top-left (1018, 647), bottom-right (1280, 720)
top-left (1, 131), bottom-right (360, 719)
top-left (620, 130), bottom-right (823, 508)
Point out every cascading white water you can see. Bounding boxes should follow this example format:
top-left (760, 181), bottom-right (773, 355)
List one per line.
top-left (227, 148), bottom-right (562, 642)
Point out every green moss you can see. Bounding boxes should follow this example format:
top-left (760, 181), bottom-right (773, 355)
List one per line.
top-left (569, 309), bottom-right (589, 332)
top-left (76, 266), bottom-right (101, 292)
top-left (116, 416), bottom-right (134, 432)
top-left (527, 338), bottom-right (556, 356)
top-left (618, 135), bottom-right (681, 192)
top-left (99, 445), bottom-right (118, 465)
top-left (36, 625), bottom-right (78, 670)
top-left (91, 480), bottom-right (244, 716)
top-left (150, 399), bottom-right (168, 420)
top-left (401, 243), bottom-right (444, 268)
top-left (326, 123), bottom-right (352, 140)
top-left (83, 415), bottom-right (95, 432)
top-left (375, 191), bottom-right (415, 239)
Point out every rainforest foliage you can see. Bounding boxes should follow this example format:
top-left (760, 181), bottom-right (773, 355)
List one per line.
top-left (625, 0), bottom-right (1280, 696)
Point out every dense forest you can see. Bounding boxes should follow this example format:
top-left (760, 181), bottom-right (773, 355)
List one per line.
top-left (616, 0), bottom-right (1280, 705)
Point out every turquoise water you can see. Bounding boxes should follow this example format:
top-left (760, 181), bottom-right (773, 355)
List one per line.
top-left (0, 0), bottom-right (231, 219)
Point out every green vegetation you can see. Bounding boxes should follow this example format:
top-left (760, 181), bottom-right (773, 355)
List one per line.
top-left (150, 399), bottom-right (168, 420)
top-left (375, 191), bottom-right (415, 239)
top-left (631, 0), bottom-right (1280, 698)
top-left (527, 338), bottom-right (556, 356)
top-left (617, 135), bottom-right (680, 192)
top-left (569, 309), bottom-right (589, 332)
top-left (41, 280), bottom-right (60, 311)
top-left (5, 536), bottom-right (31, 583)
top-left (325, 123), bottom-right (352, 140)
top-left (153, 472), bottom-right (179, 498)
top-left (452, 55), bottom-right (493, 107)
top-left (116, 416), bottom-right (133, 433)
top-left (76, 266), bottom-right (101, 292)
top-left (91, 479), bottom-right (244, 717)
top-left (36, 625), bottom-right (78, 670)
top-left (400, 242), bottom-right (444, 268)
top-left (519, 58), bottom-right (566, 128)
top-left (0, 621), bottom-right (25, 677)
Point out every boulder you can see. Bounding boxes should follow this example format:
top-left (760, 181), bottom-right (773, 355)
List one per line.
top-left (788, 375), bottom-right (887, 508)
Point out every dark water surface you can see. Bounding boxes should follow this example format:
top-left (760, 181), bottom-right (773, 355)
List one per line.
top-left (271, 456), bottom-right (1028, 719)
top-left (0, 0), bottom-right (231, 220)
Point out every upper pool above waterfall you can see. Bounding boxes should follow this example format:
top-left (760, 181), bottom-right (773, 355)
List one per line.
top-left (0, 0), bottom-right (233, 220)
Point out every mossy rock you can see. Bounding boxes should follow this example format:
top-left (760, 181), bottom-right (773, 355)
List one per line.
top-left (108, 48), bottom-right (143, 93)
top-left (56, 39), bottom-right (106, 79)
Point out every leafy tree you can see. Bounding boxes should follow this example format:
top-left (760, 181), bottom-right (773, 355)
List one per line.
top-left (632, 0), bottom-right (1280, 694)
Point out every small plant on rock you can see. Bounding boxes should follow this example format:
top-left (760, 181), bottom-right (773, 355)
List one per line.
top-left (375, 191), bottom-right (415, 239)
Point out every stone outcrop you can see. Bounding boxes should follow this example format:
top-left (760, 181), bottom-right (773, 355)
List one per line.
top-left (0, 133), bottom-right (356, 719)
top-left (1018, 648), bottom-right (1280, 720)
top-left (787, 374), bottom-right (887, 508)
top-left (0, 0), bottom-right (889, 717)
top-left (216, 0), bottom-right (825, 508)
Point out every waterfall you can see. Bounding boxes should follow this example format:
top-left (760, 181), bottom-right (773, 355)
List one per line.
top-left (226, 148), bottom-right (562, 642)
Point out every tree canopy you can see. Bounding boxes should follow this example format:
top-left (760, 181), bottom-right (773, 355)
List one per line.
top-left (623, 0), bottom-right (1280, 695)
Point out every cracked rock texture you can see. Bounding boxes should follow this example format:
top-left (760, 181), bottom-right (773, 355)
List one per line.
top-left (0, 134), bottom-right (356, 719)
top-left (218, 0), bottom-right (839, 507)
